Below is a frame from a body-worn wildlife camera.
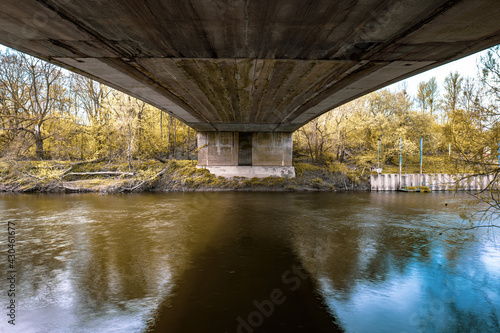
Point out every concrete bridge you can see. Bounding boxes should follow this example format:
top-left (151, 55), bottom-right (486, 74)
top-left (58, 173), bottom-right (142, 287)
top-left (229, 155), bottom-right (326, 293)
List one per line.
top-left (1, 0), bottom-right (499, 177)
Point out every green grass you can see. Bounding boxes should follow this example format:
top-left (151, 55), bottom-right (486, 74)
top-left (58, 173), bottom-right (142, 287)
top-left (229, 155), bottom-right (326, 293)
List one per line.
top-left (0, 159), bottom-right (363, 192)
top-left (293, 162), bottom-right (323, 177)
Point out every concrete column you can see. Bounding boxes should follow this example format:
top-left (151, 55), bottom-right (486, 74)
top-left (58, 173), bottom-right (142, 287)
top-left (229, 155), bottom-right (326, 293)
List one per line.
top-left (197, 132), bottom-right (295, 178)
top-left (197, 132), bottom-right (238, 166)
top-left (252, 132), bottom-right (293, 166)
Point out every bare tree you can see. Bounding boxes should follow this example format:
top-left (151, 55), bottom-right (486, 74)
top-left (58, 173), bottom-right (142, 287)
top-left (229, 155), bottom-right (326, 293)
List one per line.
top-left (443, 72), bottom-right (463, 118)
top-left (480, 45), bottom-right (500, 105)
top-left (416, 77), bottom-right (439, 115)
top-left (298, 112), bottom-right (335, 163)
top-left (70, 74), bottom-right (110, 126)
top-left (0, 52), bottom-right (67, 159)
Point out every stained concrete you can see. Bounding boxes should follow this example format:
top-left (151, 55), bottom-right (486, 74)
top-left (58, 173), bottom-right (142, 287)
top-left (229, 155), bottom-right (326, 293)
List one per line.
top-left (1, 0), bottom-right (499, 132)
top-left (197, 132), bottom-right (238, 166)
top-left (253, 132), bottom-right (293, 167)
top-left (198, 132), bottom-right (293, 168)
top-left (198, 166), bottom-right (296, 179)
top-left (197, 131), bottom-right (293, 177)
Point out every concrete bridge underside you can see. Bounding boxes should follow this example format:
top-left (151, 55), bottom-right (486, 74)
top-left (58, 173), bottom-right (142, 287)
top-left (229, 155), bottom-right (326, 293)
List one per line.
top-left (1, 0), bottom-right (500, 177)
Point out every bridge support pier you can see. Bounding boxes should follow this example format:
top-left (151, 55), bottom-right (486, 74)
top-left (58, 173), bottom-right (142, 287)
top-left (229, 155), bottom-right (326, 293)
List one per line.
top-left (197, 132), bottom-right (295, 178)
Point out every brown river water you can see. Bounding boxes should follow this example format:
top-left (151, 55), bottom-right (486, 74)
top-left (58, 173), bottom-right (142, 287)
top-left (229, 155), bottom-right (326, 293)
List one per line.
top-left (0, 192), bottom-right (499, 332)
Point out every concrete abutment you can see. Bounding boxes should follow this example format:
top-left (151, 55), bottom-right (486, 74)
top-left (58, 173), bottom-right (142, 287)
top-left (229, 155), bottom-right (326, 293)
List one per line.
top-left (197, 132), bottom-right (295, 178)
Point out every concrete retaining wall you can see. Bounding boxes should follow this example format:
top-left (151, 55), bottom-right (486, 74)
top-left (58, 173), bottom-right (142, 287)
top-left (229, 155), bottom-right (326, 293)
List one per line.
top-left (370, 173), bottom-right (496, 191)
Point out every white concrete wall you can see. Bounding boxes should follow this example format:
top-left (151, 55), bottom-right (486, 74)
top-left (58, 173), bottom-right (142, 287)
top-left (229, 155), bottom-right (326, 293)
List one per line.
top-left (370, 173), bottom-right (496, 191)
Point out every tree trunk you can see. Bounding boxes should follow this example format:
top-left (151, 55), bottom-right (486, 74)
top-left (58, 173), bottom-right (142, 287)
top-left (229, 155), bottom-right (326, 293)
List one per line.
top-left (80, 129), bottom-right (84, 160)
top-left (160, 110), bottom-right (163, 141)
top-left (127, 124), bottom-right (132, 169)
top-left (186, 127), bottom-right (190, 160)
top-left (173, 118), bottom-right (177, 159)
top-left (137, 103), bottom-right (144, 154)
top-left (167, 115), bottom-right (172, 158)
top-left (35, 135), bottom-right (44, 159)
top-left (34, 124), bottom-right (44, 159)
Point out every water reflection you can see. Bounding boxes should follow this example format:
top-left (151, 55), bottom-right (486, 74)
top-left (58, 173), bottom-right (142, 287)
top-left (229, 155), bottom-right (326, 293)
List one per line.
top-left (0, 194), bottom-right (198, 332)
top-left (0, 192), bottom-right (498, 332)
top-left (290, 193), bottom-right (500, 332)
top-left (148, 192), bottom-right (341, 332)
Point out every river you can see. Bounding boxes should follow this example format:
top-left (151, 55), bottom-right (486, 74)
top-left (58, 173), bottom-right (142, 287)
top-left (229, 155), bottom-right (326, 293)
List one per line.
top-left (0, 192), bottom-right (499, 332)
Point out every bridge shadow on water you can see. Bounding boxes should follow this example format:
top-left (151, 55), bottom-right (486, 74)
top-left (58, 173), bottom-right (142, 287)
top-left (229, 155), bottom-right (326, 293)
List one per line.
top-left (147, 193), bottom-right (343, 333)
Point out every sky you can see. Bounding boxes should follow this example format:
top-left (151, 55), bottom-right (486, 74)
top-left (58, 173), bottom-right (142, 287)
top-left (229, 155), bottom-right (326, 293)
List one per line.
top-left (387, 48), bottom-right (490, 96)
top-left (0, 43), bottom-right (494, 98)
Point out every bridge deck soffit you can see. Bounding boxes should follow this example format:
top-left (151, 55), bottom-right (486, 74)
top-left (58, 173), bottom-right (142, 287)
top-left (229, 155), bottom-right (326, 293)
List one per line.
top-left (0, 0), bottom-right (499, 131)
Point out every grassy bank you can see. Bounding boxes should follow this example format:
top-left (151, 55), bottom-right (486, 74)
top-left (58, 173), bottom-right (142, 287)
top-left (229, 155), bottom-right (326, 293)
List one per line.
top-left (0, 160), bottom-right (369, 193)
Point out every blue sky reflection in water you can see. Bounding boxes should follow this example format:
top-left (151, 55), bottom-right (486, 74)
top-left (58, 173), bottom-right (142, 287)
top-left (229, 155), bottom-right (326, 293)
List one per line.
top-left (291, 193), bottom-right (500, 333)
top-left (0, 192), bottom-right (499, 332)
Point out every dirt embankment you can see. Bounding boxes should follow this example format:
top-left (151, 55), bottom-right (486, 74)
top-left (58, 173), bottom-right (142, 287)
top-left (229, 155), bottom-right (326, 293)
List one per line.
top-left (0, 160), bottom-right (370, 194)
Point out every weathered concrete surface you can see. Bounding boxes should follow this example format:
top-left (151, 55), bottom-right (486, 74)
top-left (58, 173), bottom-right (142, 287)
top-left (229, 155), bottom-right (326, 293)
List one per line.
top-left (197, 132), bottom-right (238, 166)
top-left (198, 166), bottom-right (296, 179)
top-left (197, 132), bottom-right (293, 172)
top-left (253, 132), bottom-right (293, 167)
top-left (1, 0), bottom-right (499, 132)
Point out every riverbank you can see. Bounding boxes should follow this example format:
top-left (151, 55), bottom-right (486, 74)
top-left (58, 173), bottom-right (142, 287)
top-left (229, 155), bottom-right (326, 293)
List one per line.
top-left (0, 160), bottom-right (370, 193)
